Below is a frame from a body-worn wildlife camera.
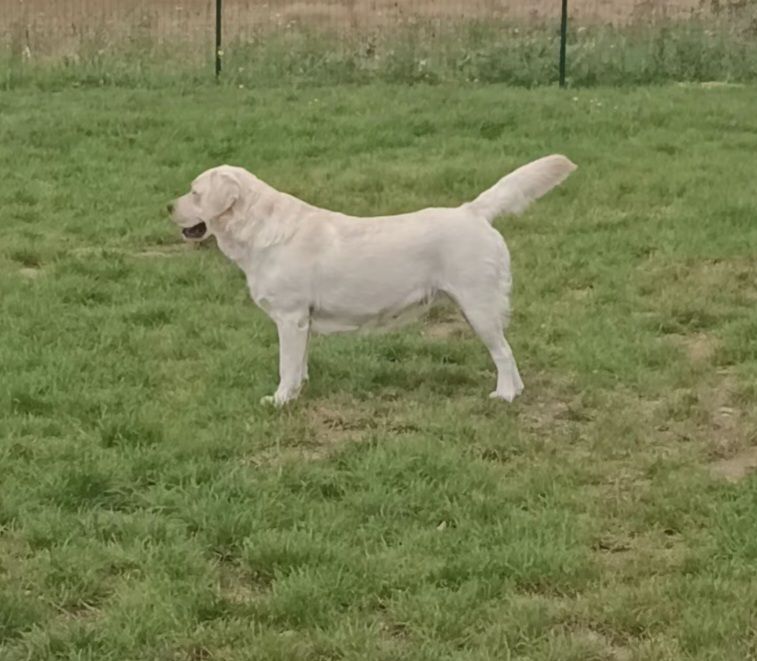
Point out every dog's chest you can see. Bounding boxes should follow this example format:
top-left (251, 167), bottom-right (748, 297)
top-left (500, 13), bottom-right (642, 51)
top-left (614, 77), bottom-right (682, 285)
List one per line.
top-left (246, 277), bottom-right (276, 316)
top-left (240, 255), bottom-right (289, 313)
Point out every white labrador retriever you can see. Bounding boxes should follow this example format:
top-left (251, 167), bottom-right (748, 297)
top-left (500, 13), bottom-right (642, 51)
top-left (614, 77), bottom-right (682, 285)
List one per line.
top-left (169, 155), bottom-right (576, 406)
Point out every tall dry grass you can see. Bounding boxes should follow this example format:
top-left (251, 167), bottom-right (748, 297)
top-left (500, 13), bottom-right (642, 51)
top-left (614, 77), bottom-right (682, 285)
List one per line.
top-left (1, 0), bottom-right (723, 60)
top-left (2, 0), bottom-right (755, 86)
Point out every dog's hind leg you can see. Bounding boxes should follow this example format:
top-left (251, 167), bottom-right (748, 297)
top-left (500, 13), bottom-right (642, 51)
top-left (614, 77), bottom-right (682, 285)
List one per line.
top-left (485, 332), bottom-right (524, 402)
top-left (452, 297), bottom-right (524, 402)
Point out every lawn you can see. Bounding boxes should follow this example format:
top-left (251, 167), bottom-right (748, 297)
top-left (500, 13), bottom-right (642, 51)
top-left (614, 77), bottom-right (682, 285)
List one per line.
top-left (1, 83), bottom-right (756, 660)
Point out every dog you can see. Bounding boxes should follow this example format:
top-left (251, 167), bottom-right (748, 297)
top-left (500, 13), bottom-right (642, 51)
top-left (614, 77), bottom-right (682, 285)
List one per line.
top-left (168, 155), bottom-right (576, 406)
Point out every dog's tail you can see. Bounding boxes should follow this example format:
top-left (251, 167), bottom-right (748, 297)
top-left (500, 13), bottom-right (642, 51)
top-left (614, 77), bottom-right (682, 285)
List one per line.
top-left (466, 154), bottom-right (577, 224)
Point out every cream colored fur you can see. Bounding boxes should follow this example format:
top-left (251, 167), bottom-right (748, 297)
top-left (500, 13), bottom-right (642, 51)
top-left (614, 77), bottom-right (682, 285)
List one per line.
top-left (169, 155), bottom-right (576, 406)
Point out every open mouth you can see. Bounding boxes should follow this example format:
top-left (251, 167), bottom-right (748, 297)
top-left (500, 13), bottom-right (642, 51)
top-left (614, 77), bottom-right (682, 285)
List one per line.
top-left (182, 222), bottom-right (207, 240)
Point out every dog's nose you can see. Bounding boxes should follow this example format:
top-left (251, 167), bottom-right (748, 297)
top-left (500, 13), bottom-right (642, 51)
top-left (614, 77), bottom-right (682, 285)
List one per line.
top-left (166, 202), bottom-right (174, 214)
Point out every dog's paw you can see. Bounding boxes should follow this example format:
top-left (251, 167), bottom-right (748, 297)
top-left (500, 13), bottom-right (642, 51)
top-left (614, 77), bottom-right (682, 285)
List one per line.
top-left (260, 391), bottom-right (298, 408)
top-left (490, 370), bottom-right (524, 403)
top-left (260, 394), bottom-right (289, 408)
top-left (489, 387), bottom-right (523, 403)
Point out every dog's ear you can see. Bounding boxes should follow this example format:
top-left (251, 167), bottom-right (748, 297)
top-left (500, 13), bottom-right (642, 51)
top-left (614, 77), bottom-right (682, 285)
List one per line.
top-left (205, 168), bottom-right (241, 220)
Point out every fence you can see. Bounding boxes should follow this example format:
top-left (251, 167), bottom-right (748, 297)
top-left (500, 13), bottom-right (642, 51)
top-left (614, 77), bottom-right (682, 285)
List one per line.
top-left (2, 1), bottom-right (757, 86)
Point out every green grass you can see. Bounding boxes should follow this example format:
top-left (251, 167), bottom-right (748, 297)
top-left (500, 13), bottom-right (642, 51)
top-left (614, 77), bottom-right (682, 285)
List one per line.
top-left (1, 83), bottom-right (757, 660)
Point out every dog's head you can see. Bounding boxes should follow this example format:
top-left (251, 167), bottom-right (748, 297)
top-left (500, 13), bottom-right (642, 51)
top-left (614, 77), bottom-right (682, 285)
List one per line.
top-left (168, 165), bottom-right (243, 241)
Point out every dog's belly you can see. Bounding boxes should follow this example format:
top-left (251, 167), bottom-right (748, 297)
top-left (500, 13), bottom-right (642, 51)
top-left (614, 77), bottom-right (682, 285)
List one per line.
top-left (310, 295), bottom-right (436, 335)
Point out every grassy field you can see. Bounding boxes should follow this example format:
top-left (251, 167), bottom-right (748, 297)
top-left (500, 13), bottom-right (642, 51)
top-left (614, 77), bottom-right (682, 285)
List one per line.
top-left (1, 83), bottom-right (757, 660)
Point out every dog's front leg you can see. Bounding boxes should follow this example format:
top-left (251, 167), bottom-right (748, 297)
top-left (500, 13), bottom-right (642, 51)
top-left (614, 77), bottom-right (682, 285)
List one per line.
top-left (261, 313), bottom-right (310, 407)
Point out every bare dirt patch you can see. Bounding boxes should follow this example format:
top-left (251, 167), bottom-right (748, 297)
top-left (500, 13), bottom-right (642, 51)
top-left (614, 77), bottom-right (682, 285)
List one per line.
top-left (218, 562), bottom-right (268, 605)
top-left (422, 302), bottom-right (469, 341)
top-left (18, 266), bottom-right (43, 279)
top-left (422, 319), bottom-right (470, 341)
top-left (132, 243), bottom-right (203, 258)
top-left (659, 372), bottom-right (757, 472)
top-left (565, 629), bottom-right (633, 661)
top-left (246, 396), bottom-right (379, 466)
top-left (307, 398), bottom-right (378, 447)
top-left (246, 395), bottom-right (424, 466)
top-left (669, 332), bottom-right (719, 365)
top-left (641, 257), bottom-right (757, 300)
top-left (679, 81), bottom-right (748, 89)
top-left (709, 446), bottom-right (757, 483)
top-left (69, 243), bottom-right (206, 259)
top-left (592, 528), bottom-right (688, 596)
top-left (700, 375), bottom-right (755, 461)
top-left (0, 532), bottom-right (30, 579)
top-left (515, 373), bottom-right (583, 436)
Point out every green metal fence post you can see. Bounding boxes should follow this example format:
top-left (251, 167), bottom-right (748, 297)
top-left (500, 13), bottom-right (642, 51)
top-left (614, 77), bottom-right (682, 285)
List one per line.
top-left (559, 0), bottom-right (568, 87)
top-left (215, 0), bottom-right (223, 79)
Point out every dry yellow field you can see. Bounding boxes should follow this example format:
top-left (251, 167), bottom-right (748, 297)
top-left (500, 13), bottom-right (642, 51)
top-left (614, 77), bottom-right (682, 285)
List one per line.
top-left (2, 0), bottom-right (713, 57)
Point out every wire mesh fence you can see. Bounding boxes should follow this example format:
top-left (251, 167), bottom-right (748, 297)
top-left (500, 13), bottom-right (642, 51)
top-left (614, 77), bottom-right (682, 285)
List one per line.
top-left (2, 1), bottom-right (757, 85)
